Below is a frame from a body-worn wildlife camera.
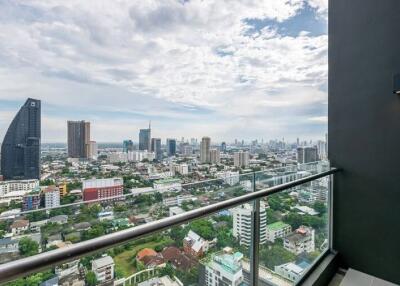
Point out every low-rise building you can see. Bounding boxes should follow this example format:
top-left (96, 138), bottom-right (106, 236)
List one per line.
top-left (161, 246), bottom-right (198, 271)
top-left (0, 238), bottom-right (19, 254)
top-left (138, 276), bottom-right (182, 286)
top-left (10, 220), bottom-right (29, 235)
top-left (216, 171), bottom-right (240, 186)
top-left (266, 221), bottom-right (292, 243)
top-left (183, 230), bottom-right (210, 257)
top-left (49, 215), bottom-right (68, 225)
top-left (284, 226), bottom-right (315, 254)
top-left (92, 255), bottom-right (114, 284)
top-left (22, 189), bottom-right (41, 211)
top-left (0, 179), bottom-right (39, 196)
top-left (199, 248), bottom-right (244, 286)
top-left (275, 261), bottom-right (310, 283)
top-left (169, 206), bottom-right (185, 217)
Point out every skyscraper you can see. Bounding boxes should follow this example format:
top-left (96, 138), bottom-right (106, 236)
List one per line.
top-left (67, 121), bottom-right (90, 158)
top-left (151, 138), bottom-right (162, 160)
top-left (166, 138), bottom-right (176, 156)
top-left (233, 151), bottom-right (249, 168)
top-left (210, 149), bottom-right (220, 164)
top-left (200, 137), bottom-right (211, 163)
top-left (139, 122), bottom-right (151, 151)
top-left (1, 98), bottom-right (41, 180)
top-left (221, 142), bottom-right (227, 152)
top-left (123, 140), bottom-right (134, 153)
top-left (297, 146), bottom-right (319, 164)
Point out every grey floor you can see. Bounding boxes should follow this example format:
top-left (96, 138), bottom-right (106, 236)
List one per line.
top-left (329, 269), bottom-right (398, 286)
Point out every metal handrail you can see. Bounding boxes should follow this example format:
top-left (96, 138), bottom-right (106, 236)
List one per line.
top-left (0, 168), bottom-right (339, 284)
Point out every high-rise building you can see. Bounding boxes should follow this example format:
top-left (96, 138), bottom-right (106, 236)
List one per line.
top-left (89, 141), bottom-right (98, 160)
top-left (151, 138), bottom-right (162, 160)
top-left (1, 98), bottom-right (41, 180)
top-left (200, 137), bottom-right (211, 163)
top-left (122, 140), bottom-right (134, 153)
top-left (166, 139), bottom-right (176, 156)
top-left (231, 202), bottom-right (267, 246)
top-left (67, 120), bottom-right (90, 159)
top-left (297, 146), bottom-right (319, 164)
top-left (139, 122), bottom-right (151, 151)
top-left (199, 249), bottom-right (244, 286)
top-left (181, 144), bottom-right (193, 157)
top-left (221, 142), bottom-right (227, 152)
top-left (210, 149), bottom-right (220, 164)
top-left (233, 151), bottom-right (250, 168)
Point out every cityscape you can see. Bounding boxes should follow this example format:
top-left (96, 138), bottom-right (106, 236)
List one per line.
top-left (0, 98), bottom-right (329, 286)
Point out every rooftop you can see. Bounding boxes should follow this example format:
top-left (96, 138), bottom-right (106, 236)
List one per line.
top-left (92, 255), bottom-right (114, 269)
top-left (267, 221), bottom-right (291, 231)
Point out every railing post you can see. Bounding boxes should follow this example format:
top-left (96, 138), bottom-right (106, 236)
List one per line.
top-left (250, 171), bottom-right (260, 286)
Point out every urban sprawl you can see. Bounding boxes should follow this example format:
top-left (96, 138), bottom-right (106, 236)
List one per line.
top-left (0, 99), bottom-right (329, 286)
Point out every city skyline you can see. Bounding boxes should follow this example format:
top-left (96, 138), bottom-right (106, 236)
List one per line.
top-left (0, 1), bottom-right (327, 142)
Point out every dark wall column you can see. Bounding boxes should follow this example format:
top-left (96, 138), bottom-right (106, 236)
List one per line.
top-left (329, 0), bottom-right (400, 283)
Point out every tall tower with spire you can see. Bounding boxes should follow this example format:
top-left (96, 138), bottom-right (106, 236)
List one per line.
top-left (139, 121), bottom-right (152, 151)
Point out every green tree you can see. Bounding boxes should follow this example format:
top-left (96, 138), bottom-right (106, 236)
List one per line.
top-left (19, 237), bottom-right (39, 257)
top-left (259, 244), bottom-right (296, 269)
top-left (187, 219), bottom-right (214, 240)
top-left (313, 201), bottom-right (327, 215)
top-left (85, 271), bottom-right (97, 286)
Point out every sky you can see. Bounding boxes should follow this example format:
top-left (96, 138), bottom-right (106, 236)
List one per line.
top-left (0, 0), bottom-right (328, 143)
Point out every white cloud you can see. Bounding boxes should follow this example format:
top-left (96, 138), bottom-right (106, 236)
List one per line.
top-left (0, 0), bottom-right (328, 142)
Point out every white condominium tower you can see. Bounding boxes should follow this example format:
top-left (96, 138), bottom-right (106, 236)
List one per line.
top-left (200, 137), bottom-right (211, 163)
top-left (231, 202), bottom-right (267, 246)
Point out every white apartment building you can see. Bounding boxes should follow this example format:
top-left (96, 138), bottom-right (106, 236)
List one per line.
top-left (284, 226), bottom-right (315, 254)
top-left (233, 151), bottom-right (249, 168)
top-left (92, 255), bottom-right (114, 283)
top-left (44, 186), bottom-right (60, 209)
top-left (173, 163), bottom-right (189, 175)
top-left (201, 249), bottom-right (244, 286)
top-left (216, 171), bottom-right (240, 186)
top-left (127, 151), bottom-right (155, 162)
top-left (210, 149), bottom-right (220, 164)
top-left (266, 221), bottom-right (292, 243)
top-left (89, 141), bottom-right (98, 160)
top-left (275, 261), bottom-right (310, 283)
top-left (108, 152), bottom-right (128, 163)
top-left (232, 203), bottom-right (267, 246)
top-left (0, 179), bottom-right (39, 196)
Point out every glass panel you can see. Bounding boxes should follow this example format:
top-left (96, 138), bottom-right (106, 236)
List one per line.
top-left (255, 171), bottom-right (330, 285)
top-left (2, 202), bottom-right (255, 286)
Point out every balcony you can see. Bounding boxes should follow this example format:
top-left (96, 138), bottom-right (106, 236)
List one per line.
top-left (0, 162), bottom-right (337, 285)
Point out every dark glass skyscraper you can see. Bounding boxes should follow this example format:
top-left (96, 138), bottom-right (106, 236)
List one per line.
top-left (151, 138), bottom-right (162, 160)
top-left (166, 138), bottom-right (177, 156)
top-left (67, 121), bottom-right (90, 158)
top-left (139, 122), bottom-right (151, 151)
top-left (1, 98), bottom-right (41, 180)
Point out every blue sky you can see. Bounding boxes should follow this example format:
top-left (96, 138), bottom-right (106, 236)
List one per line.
top-left (0, 0), bottom-right (328, 143)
